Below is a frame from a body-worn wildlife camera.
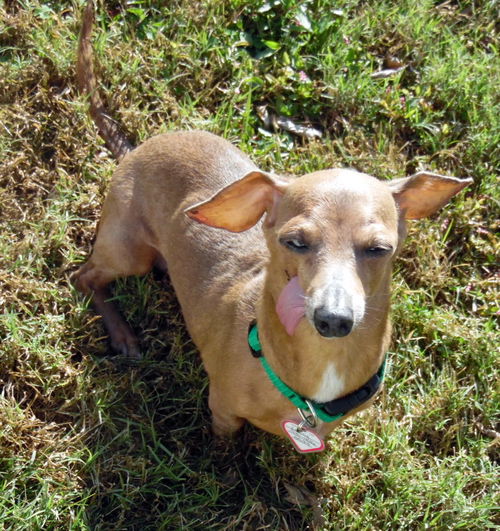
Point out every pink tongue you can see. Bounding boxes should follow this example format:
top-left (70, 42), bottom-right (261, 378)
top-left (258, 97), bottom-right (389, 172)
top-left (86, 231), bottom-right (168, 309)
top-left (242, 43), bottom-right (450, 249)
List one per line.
top-left (276, 276), bottom-right (306, 335)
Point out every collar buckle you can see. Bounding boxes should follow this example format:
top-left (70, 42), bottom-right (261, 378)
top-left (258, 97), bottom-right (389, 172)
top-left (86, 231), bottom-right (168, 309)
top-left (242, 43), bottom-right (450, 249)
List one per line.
top-left (321, 372), bottom-right (382, 417)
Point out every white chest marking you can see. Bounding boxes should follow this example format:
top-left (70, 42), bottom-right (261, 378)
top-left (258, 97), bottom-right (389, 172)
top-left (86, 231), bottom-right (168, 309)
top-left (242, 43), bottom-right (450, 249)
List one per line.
top-left (311, 362), bottom-right (344, 403)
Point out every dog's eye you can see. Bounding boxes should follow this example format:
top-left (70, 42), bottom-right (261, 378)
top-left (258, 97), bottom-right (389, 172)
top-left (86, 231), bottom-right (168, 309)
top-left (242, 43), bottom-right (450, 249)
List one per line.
top-left (281, 238), bottom-right (309, 253)
top-left (365, 246), bottom-right (393, 257)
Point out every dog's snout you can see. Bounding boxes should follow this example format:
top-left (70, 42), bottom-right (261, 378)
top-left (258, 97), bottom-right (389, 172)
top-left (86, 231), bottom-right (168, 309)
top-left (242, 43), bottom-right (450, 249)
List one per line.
top-left (314, 307), bottom-right (354, 338)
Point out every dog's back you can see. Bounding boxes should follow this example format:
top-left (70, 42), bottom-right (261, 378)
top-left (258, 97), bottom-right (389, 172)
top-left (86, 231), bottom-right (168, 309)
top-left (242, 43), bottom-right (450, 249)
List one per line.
top-left (101, 131), bottom-right (267, 335)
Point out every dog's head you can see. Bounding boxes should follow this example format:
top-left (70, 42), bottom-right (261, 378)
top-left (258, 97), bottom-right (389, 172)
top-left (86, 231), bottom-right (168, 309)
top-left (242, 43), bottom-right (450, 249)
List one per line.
top-left (186, 168), bottom-right (471, 338)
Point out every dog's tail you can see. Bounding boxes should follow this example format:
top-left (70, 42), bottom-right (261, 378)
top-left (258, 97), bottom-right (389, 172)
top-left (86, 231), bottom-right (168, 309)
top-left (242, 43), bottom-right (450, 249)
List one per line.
top-left (77, 0), bottom-right (133, 161)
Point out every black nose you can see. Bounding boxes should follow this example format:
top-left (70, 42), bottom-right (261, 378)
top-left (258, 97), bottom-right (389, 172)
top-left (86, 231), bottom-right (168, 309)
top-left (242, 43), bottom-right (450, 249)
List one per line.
top-left (314, 307), bottom-right (354, 338)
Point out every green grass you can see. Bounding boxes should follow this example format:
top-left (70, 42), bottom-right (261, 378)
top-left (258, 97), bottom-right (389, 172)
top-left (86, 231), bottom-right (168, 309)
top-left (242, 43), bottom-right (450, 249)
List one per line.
top-left (0, 0), bottom-right (498, 528)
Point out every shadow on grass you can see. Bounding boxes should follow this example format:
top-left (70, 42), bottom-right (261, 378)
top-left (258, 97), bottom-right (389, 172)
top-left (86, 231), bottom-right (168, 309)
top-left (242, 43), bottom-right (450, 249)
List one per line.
top-left (73, 274), bottom-right (317, 530)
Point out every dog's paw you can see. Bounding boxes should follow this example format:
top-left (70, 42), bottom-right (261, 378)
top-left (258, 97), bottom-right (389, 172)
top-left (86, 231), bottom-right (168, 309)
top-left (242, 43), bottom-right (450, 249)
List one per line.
top-left (111, 335), bottom-right (142, 360)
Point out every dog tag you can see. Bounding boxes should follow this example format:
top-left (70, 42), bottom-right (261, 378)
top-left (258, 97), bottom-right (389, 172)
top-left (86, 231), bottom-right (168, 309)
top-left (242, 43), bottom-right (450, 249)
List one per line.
top-left (282, 420), bottom-right (325, 453)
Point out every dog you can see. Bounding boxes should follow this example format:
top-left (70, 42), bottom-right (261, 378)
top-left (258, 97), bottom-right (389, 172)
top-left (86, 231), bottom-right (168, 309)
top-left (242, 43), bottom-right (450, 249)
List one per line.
top-left (73, 1), bottom-right (471, 450)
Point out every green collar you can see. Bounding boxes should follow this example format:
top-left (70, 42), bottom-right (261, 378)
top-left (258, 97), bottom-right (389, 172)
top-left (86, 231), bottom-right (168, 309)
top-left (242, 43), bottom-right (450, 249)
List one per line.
top-left (248, 322), bottom-right (387, 424)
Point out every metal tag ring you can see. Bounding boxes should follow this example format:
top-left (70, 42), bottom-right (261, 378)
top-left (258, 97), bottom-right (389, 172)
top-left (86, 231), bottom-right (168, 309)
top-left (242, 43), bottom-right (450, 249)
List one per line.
top-left (297, 399), bottom-right (319, 430)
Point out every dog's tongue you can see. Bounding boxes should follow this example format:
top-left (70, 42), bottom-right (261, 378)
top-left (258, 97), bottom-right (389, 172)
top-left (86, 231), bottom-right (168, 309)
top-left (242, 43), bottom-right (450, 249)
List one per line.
top-left (276, 276), bottom-right (306, 335)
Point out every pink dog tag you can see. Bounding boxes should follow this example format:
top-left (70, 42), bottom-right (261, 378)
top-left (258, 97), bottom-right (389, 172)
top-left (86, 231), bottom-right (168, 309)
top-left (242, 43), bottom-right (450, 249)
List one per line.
top-left (276, 276), bottom-right (306, 335)
top-left (282, 420), bottom-right (325, 453)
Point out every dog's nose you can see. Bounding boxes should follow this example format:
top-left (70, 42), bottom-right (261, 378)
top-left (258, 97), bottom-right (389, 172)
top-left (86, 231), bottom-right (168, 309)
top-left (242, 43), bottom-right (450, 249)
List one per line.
top-left (314, 307), bottom-right (354, 338)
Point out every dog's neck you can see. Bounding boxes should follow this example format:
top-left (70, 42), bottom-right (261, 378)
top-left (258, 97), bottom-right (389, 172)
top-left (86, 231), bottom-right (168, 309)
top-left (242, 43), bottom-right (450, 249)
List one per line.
top-left (256, 274), bottom-right (392, 403)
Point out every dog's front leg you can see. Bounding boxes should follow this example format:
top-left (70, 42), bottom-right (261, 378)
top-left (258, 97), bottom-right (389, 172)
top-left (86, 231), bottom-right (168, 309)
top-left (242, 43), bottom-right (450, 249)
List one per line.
top-left (208, 386), bottom-right (245, 437)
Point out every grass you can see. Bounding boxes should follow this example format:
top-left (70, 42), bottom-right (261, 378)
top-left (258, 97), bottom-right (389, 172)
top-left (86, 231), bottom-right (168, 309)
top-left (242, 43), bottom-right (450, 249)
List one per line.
top-left (0, 0), bottom-right (498, 528)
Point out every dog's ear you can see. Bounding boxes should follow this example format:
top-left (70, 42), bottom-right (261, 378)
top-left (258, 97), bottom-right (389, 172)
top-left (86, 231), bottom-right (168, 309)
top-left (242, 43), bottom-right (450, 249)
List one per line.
top-left (185, 171), bottom-right (289, 232)
top-left (388, 172), bottom-right (472, 219)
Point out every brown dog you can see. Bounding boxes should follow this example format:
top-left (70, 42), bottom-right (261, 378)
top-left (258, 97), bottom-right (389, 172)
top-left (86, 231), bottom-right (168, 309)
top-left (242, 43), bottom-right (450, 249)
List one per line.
top-left (73, 1), bottom-right (471, 448)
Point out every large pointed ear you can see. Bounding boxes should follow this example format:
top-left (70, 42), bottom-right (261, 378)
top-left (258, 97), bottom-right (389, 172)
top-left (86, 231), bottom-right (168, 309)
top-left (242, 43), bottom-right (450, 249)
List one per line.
top-left (388, 171), bottom-right (473, 219)
top-left (185, 171), bottom-right (289, 232)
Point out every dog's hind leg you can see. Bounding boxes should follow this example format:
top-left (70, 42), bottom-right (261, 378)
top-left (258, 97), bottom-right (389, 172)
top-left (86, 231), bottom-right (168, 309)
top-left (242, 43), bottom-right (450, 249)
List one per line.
top-left (72, 212), bottom-right (160, 359)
